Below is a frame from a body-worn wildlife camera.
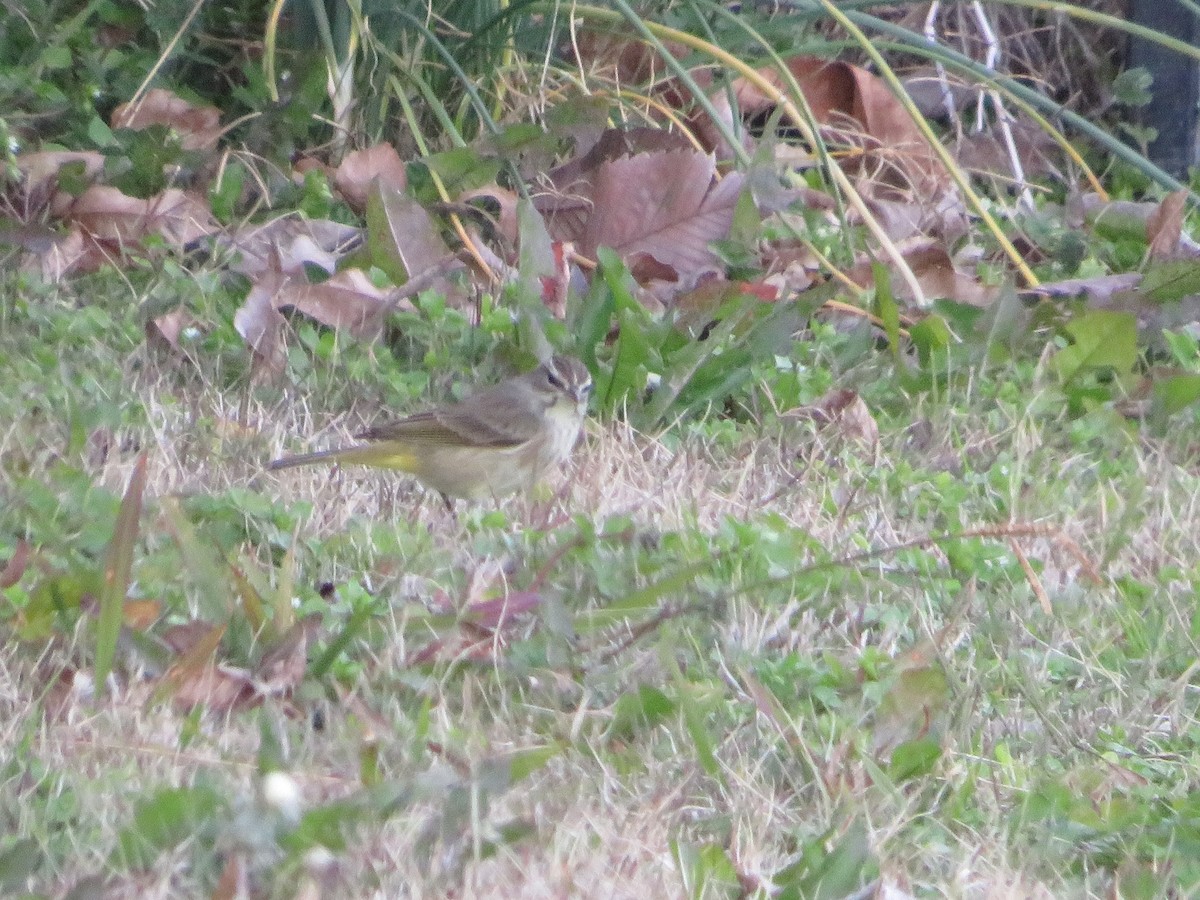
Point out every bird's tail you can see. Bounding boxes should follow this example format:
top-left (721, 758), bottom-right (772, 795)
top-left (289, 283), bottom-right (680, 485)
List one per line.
top-left (268, 447), bottom-right (355, 470)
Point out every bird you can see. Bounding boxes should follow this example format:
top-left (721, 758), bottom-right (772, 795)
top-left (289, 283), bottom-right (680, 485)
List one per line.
top-left (268, 354), bottom-right (593, 502)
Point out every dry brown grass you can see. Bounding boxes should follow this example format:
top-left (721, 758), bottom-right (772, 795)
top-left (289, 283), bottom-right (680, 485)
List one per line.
top-left (8, 354), bottom-right (1200, 898)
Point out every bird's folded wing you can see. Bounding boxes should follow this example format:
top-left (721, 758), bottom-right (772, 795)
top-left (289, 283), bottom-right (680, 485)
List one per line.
top-left (357, 405), bottom-right (539, 448)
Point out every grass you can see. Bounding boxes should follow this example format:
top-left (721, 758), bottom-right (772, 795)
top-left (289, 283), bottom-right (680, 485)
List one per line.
top-left (3, 264), bottom-right (1200, 898)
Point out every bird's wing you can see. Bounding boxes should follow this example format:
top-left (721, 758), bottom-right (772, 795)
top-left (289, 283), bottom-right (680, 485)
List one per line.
top-left (356, 385), bottom-right (544, 448)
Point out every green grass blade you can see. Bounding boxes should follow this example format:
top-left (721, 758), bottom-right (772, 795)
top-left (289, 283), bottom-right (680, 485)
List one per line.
top-left (94, 453), bottom-right (147, 695)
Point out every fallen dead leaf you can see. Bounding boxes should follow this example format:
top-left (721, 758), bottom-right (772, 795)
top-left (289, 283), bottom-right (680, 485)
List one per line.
top-left (846, 239), bottom-right (998, 306)
top-left (234, 269), bottom-right (290, 374)
top-left (36, 227), bottom-right (115, 281)
top-left (785, 388), bottom-right (879, 448)
top-left (216, 214), bottom-right (361, 277)
top-left (537, 129), bottom-right (744, 285)
top-left (272, 267), bottom-right (396, 340)
top-left (67, 185), bottom-right (217, 248)
top-left (14, 150), bottom-right (105, 200)
top-left (145, 307), bottom-right (197, 354)
top-left (111, 88), bottom-right (223, 151)
top-left (0, 540), bottom-right (30, 589)
top-left (334, 143), bottom-right (408, 211)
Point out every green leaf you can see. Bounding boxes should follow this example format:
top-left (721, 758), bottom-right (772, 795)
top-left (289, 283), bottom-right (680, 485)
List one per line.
top-left (1142, 260), bottom-right (1200, 304)
top-left (577, 561), bottom-right (708, 630)
top-left (419, 147), bottom-right (500, 194)
top-left (889, 737), bottom-right (942, 781)
top-left (608, 685), bottom-right (676, 741)
top-left (675, 677), bottom-right (720, 780)
top-left (116, 785), bottom-right (222, 870)
top-left (909, 313), bottom-right (951, 368)
top-left (95, 453), bottom-right (147, 694)
top-left (0, 838), bottom-right (41, 891)
top-left (503, 745), bottom-right (561, 783)
top-left (673, 840), bottom-right (742, 900)
top-left (872, 263), bottom-right (902, 364)
top-left (1112, 67), bottom-right (1153, 107)
top-left (774, 819), bottom-right (876, 900)
top-left (209, 161), bottom-right (245, 223)
top-left (1052, 310), bottom-right (1138, 383)
top-left (1153, 373), bottom-right (1200, 416)
top-left (161, 497), bottom-right (233, 625)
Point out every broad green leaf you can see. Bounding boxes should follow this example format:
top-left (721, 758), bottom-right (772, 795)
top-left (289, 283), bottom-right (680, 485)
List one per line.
top-left (162, 497), bottom-right (233, 624)
top-left (909, 313), bottom-right (951, 368)
top-left (1112, 67), bottom-right (1153, 107)
top-left (1153, 373), bottom-right (1200, 416)
top-left (673, 840), bottom-right (742, 900)
top-left (774, 819), bottom-right (876, 900)
top-left (889, 737), bottom-right (942, 781)
top-left (1052, 310), bottom-right (1138, 383)
top-left (1142, 260), bottom-right (1200, 304)
top-left (577, 560), bottom-right (708, 631)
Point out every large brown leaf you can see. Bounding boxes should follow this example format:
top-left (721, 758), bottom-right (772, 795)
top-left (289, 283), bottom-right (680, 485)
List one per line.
top-left (537, 129), bottom-right (744, 279)
top-left (67, 185), bottom-right (217, 247)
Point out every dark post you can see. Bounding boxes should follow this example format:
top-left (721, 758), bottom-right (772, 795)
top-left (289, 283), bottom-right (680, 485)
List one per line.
top-left (1129, 0), bottom-right (1200, 176)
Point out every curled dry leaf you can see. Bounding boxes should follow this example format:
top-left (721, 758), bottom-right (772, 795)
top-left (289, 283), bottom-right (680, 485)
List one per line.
top-left (215, 214), bottom-right (361, 277)
top-left (234, 269), bottom-right (289, 374)
top-left (1146, 190), bottom-right (1190, 261)
top-left (847, 239), bottom-right (999, 307)
top-left (111, 88), bottom-right (223, 151)
top-left (334, 143), bottom-right (408, 211)
top-left (67, 185), bottom-right (217, 248)
top-left (785, 388), bottom-right (879, 448)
